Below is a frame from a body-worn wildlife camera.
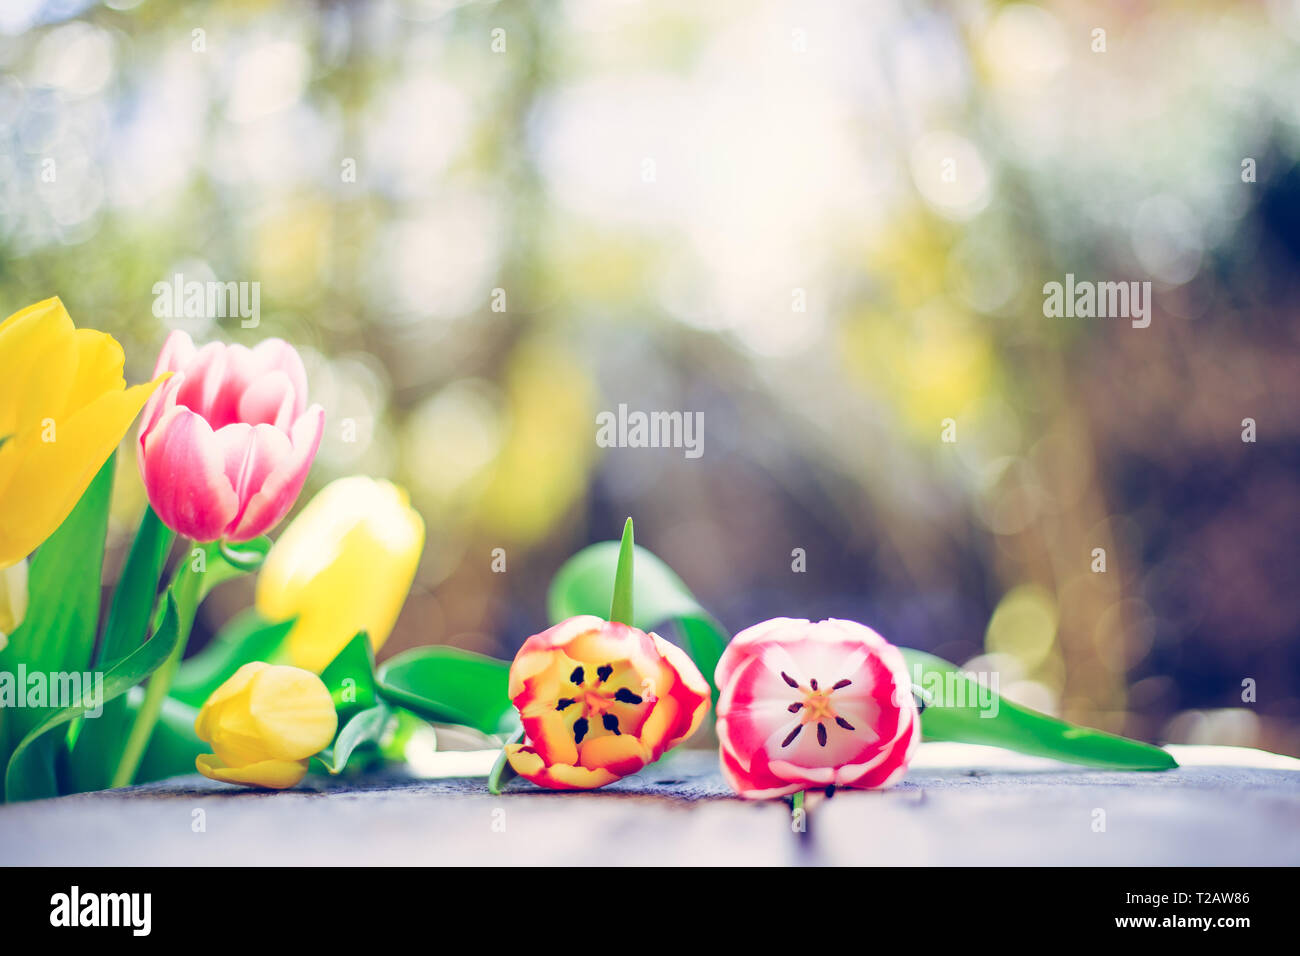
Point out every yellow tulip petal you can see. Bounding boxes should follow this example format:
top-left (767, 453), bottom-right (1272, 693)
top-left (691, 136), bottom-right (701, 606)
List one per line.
top-left (64, 328), bottom-right (128, 419)
top-left (577, 733), bottom-right (650, 775)
top-left (0, 377), bottom-right (165, 568)
top-left (194, 661), bottom-right (269, 743)
top-left (196, 753), bottom-right (309, 789)
top-left (0, 297), bottom-right (76, 440)
top-left (245, 665), bottom-right (338, 761)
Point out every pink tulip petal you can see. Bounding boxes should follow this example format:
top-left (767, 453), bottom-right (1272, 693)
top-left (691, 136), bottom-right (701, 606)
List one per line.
top-left (173, 342), bottom-right (230, 425)
top-left (237, 370), bottom-right (298, 430)
top-left (224, 404), bottom-right (324, 541)
top-left (250, 339), bottom-right (308, 420)
top-left (152, 329), bottom-right (197, 377)
top-left (141, 407), bottom-right (240, 542)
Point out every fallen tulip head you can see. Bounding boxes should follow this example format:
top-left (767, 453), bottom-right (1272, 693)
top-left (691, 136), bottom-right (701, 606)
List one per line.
top-left (714, 617), bottom-right (920, 799)
top-left (137, 330), bottom-right (324, 543)
top-left (195, 662), bottom-right (338, 790)
top-left (505, 615), bottom-right (710, 789)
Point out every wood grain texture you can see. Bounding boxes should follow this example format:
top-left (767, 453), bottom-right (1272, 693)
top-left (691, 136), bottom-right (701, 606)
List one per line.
top-left (2, 745), bottom-right (1296, 866)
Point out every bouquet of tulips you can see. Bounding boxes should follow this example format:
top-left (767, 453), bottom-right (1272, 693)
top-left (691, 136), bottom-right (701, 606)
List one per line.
top-left (0, 297), bottom-right (1175, 806)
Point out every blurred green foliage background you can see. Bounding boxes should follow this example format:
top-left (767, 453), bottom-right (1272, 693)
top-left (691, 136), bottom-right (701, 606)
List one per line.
top-left (2, 0), bottom-right (1298, 754)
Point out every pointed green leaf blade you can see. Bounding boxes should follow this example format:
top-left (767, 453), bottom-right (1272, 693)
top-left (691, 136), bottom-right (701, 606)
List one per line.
top-left (902, 648), bottom-right (1177, 770)
top-left (548, 539), bottom-right (728, 699)
top-left (609, 518), bottom-right (635, 625)
top-left (318, 704), bottom-right (392, 775)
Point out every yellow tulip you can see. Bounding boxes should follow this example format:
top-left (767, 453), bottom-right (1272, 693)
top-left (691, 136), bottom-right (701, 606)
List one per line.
top-left (0, 298), bottom-right (166, 569)
top-left (0, 558), bottom-right (26, 650)
top-left (256, 476), bottom-right (425, 673)
top-left (195, 662), bottom-right (338, 789)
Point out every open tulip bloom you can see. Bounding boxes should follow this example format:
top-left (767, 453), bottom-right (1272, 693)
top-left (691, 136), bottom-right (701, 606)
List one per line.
top-left (504, 615), bottom-right (711, 789)
top-left (715, 618), bottom-right (920, 799)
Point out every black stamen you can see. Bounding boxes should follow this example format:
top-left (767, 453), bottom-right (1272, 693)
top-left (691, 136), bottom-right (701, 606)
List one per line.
top-left (810, 678), bottom-right (819, 691)
top-left (781, 725), bottom-right (803, 747)
top-left (832, 679), bottom-right (852, 690)
top-left (573, 717), bottom-right (589, 744)
top-left (614, 688), bottom-right (642, 704)
top-left (596, 664), bottom-right (613, 682)
top-left (570, 666), bottom-right (584, 685)
top-left (555, 698), bottom-right (575, 711)
top-left (835, 716), bottom-right (856, 731)
top-left (602, 713), bottom-right (621, 735)
top-left (816, 722), bottom-right (828, 747)
top-left (787, 702), bottom-right (803, 713)
top-left (781, 672), bottom-right (799, 688)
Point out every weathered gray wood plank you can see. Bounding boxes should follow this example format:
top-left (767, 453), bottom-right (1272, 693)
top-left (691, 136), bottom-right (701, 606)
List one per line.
top-left (2, 746), bottom-right (1296, 866)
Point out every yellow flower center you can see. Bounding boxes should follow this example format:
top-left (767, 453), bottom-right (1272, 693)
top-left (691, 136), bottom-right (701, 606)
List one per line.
top-left (554, 662), bottom-right (647, 744)
top-left (781, 672), bottom-right (856, 748)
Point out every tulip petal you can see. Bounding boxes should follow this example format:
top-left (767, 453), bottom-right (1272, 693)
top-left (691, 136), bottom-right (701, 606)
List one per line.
top-left (505, 744), bottom-right (618, 790)
top-left (140, 405), bottom-right (240, 542)
top-left (578, 733), bottom-right (650, 775)
top-left (224, 404), bottom-right (324, 541)
top-left (238, 370), bottom-right (298, 430)
top-left (245, 664), bottom-right (338, 761)
top-left (196, 753), bottom-right (310, 789)
top-left (0, 297), bottom-right (77, 441)
top-left (0, 378), bottom-right (166, 567)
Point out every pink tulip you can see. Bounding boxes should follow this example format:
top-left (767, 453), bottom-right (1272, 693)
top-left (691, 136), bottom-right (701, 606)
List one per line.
top-left (715, 617), bottom-right (920, 799)
top-left (137, 331), bottom-right (324, 542)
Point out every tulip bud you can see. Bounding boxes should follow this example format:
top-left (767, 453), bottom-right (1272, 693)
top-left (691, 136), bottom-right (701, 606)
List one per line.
top-left (255, 476), bottom-right (425, 673)
top-left (136, 331), bottom-right (324, 543)
top-left (194, 662), bottom-right (338, 789)
top-left (714, 617), bottom-right (920, 799)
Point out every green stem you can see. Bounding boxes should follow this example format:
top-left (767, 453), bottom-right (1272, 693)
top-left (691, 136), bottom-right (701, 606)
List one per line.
top-left (488, 726), bottom-right (525, 795)
top-left (110, 543), bottom-right (206, 788)
top-left (609, 518), bottom-right (635, 626)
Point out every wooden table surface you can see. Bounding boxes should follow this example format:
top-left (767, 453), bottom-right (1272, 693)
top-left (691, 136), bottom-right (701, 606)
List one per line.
top-left (3, 744), bottom-right (1297, 866)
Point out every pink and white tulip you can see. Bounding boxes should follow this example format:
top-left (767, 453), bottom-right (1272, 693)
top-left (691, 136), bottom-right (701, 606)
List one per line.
top-left (137, 331), bottom-right (324, 542)
top-left (715, 617), bottom-right (920, 799)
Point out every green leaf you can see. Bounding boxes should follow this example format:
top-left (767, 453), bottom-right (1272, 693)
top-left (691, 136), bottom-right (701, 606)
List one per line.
top-left (65, 506), bottom-right (175, 793)
top-left (0, 453), bottom-right (114, 798)
top-left (319, 631), bottom-right (378, 723)
top-left (317, 704), bottom-right (393, 775)
top-left (902, 649), bottom-right (1177, 771)
top-left (487, 726), bottom-right (525, 795)
top-left (133, 692), bottom-right (205, 785)
top-left (547, 539), bottom-right (729, 700)
top-left (5, 594), bottom-right (183, 802)
top-left (609, 518), bottom-right (635, 624)
top-left (169, 610), bottom-right (296, 708)
top-left (377, 647), bottom-right (513, 735)
top-left (100, 507), bottom-right (176, 666)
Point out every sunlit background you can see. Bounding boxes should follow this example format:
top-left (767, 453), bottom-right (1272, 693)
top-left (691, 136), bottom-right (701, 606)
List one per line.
top-left (2, 0), bottom-right (1298, 755)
